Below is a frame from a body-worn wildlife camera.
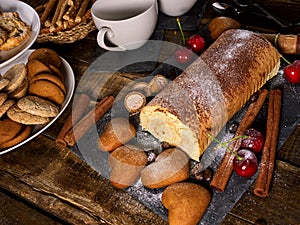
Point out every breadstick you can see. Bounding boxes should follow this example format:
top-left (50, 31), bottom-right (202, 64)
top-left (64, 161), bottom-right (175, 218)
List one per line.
top-left (35, 6), bottom-right (45, 13)
top-left (40, 0), bottom-right (58, 24)
top-left (44, 19), bottom-right (51, 28)
top-left (35, 1), bottom-right (49, 14)
top-left (63, 0), bottom-right (81, 21)
top-left (68, 0), bottom-right (74, 6)
top-left (40, 27), bottom-right (51, 34)
top-left (75, 0), bottom-right (90, 23)
top-left (50, 0), bottom-right (66, 32)
top-left (56, 0), bottom-right (69, 27)
top-left (83, 8), bottom-right (92, 19)
top-left (63, 21), bottom-right (69, 29)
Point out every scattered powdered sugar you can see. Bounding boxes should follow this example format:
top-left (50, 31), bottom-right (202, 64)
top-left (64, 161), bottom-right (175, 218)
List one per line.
top-left (70, 29), bottom-right (300, 225)
top-left (126, 179), bottom-right (168, 220)
top-left (232, 29), bottom-right (252, 40)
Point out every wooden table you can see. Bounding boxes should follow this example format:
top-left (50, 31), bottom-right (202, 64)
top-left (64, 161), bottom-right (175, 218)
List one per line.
top-left (1, 0), bottom-right (299, 224)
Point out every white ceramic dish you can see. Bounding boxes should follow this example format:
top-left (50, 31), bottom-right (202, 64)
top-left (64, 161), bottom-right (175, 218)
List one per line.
top-left (0, 0), bottom-right (41, 68)
top-left (0, 49), bottom-right (75, 155)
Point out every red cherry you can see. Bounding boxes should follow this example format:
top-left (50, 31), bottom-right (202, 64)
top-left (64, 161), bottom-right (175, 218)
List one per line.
top-left (186, 34), bottom-right (206, 54)
top-left (233, 149), bottom-right (258, 178)
top-left (240, 128), bottom-right (265, 154)
top-left (283, 63), bottom-right (300, 84)
top-left (174, 46), bottom-right (194, 64)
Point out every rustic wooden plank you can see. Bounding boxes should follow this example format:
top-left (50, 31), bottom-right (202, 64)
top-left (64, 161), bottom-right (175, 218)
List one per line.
top-left (222, 160), bottom-right (300, 225)
top-left (0, 136), bottom-right (167, 225)
top-left (1, 135), bottom-right (298, 225)
top-left (2, 2), bottom-right (299, 225)
top-left (220, 215), bottom-right (251, 225)
top-left (278, 124), bottom-right (300, 167)
top-left (0, 188), bottom-right (67, 225)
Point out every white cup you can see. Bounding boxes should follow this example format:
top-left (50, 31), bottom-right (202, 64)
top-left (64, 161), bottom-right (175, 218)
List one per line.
top-left (91, 0), bottom-right (158, 51)
top-left (158, 0), bottom-right (197, 16)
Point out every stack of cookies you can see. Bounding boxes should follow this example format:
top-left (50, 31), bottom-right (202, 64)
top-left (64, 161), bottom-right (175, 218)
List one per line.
top-left (27, 48), bottom-right (66, 106)
top-left (0, 48), bottom-right (66, 149)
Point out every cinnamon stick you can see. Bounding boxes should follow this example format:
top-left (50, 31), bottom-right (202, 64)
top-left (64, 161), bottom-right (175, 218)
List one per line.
top-left (55, 94), bottom-right (91, 147)
top-left (254, 89), bottom-right (282, 198)
top-left (64, 96), bottom-right (114, 146)
top-left (63, 0), bottom-right (81, 21)
top-left (210, 89), bottom-right (269, 192)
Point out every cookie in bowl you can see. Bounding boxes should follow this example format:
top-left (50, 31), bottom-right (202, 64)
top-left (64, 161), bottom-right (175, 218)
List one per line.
top-left (0, 48), bottom-right (75, 153)
top-left (0, 117), bottom-right (32, 149)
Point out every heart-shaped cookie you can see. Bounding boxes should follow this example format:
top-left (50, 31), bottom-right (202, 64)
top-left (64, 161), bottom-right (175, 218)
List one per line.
top-left (162, 182), bottom-right (211, 225)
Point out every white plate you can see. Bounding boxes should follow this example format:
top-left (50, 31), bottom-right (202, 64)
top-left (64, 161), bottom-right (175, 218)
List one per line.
top-left (0, 0), bottom-right (41, 68)
top-left (0, 49), bottom-right (75, 155)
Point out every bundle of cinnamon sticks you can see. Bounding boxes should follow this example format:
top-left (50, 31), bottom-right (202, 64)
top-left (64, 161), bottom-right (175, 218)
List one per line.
top-left (210, 89), bottom-right (282, 198)
top-left (55, 94), bottom-right (114, 148)
top-left (35, 0), bottom-right (94, 34)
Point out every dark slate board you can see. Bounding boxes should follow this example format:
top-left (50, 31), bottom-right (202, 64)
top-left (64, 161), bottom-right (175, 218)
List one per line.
top-left (71, 56), bottom-right (300, 224)
top-left (73, 16), bottom-right (300, 225)
top-left (157, 0), bottom-right (208, 31)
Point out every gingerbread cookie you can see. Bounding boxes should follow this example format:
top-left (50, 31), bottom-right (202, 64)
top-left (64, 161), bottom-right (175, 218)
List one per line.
top-left (0, 99), bottom-right (15, 118)
top-left (0, 78), bottom-right (10, 91)
top-left (8, 77), bottom-right (29, 99)
top-left (28, 48), bottom-right (62, 68)
top-left (27, 58), bottom-right (52, 80)
top-left (7, 104), bottom-right (50, 125)
top-left (162, 182), bottom-right (211, 225)
top-left (2, 63), bottom-right (27, 92)
top-left (0, 118), bottom-right (23, 145)
top-left (30, 73), bottom-right (66, 95)
top-left (29, 79), bottom-right (65, 106)
top-left (0, 125), bottom-right (32, 149)
top-left (0, 93), bottom-right (8, 106)
top-left (17, 95), bottom-right (59, 117)
top-left (48, 64), bottom-right (64, 82)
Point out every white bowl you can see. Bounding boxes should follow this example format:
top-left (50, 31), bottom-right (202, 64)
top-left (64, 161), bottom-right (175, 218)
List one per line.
top-left (0, 0), bottom-right (41, 68)
top-left (0, 50), bottom-right (75, 155)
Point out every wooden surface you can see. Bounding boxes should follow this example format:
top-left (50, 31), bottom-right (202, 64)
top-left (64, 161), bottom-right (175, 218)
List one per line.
top-left (0, 0), bottom-right (300, 225)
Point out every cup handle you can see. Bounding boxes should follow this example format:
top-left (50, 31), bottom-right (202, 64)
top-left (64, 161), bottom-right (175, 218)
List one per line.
top-left (97, 27), bottom-right (126, 51)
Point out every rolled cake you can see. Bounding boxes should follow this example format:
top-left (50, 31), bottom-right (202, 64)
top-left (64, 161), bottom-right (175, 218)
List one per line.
top-left (140, 29), bottom-right (281, 161)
